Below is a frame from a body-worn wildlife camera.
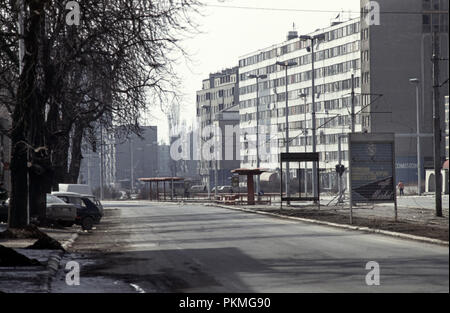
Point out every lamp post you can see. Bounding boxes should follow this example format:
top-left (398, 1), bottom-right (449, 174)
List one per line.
top-left (300, 33), bottom-right (325, 200)
top-left (276, 61), bottom-right (297, 203)
top-left (248, 74), bottom-right (267, 199)
top-left (299, 93), bottom-right (308, 195)
top-left (100, 125), bottom-right (104, 200)
top-left (409, 78), bottom-right (422, 196)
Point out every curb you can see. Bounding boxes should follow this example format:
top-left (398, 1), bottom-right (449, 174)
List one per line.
top-left (40, 232), bottom-right (79, 293)
top-left (209, 204), bottom-right (449, 247)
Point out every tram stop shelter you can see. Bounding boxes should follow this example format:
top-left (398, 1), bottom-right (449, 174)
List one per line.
top-left (280, 152), bottom-right (320, 204)
top-left (139, 177), bottom-right (185, 201)
top-left (231, 168), bottom-right (266, 205)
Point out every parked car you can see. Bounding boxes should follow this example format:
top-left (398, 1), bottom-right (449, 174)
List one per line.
top-left (52, 192), bottom-right (103, 230)
top-left (0, 196), bottom-right (77, 226)
top-left (45, 194), bottom-right (78, 227)
top-left (130, 193), bottom-right (139, 200)
top-left (212, 186), bottom-right (234, 193)
top-left (190, 185), bottom-right (206, 192)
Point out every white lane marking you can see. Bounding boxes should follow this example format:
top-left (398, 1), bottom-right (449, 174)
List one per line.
top-left (127, 243), bottom-right (157, 249)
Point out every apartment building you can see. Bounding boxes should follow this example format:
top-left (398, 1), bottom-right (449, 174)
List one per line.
top-left (360, 0), bottom-right (448, 188)
top-left (196, 67), bottom-right (240, 189)
top-left (78, 125), bottom-right (117, 191)
top-left (239, 18), bottom-right (362, 190)
top-left (115, 126), bottom-right (158, 190)
top-left (445, 95), bottom-right (449, 160)
top-left (237, 0), bottom-right (448, 191)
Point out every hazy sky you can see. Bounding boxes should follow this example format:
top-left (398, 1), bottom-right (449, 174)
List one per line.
top-left (152, 0), bottom-right (360, 143)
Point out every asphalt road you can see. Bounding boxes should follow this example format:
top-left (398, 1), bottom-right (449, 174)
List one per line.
top-left (51, 201), bottom-right (449, 293)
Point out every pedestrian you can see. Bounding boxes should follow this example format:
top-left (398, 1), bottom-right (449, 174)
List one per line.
top-left (397, 181), bottom-right (404, 196)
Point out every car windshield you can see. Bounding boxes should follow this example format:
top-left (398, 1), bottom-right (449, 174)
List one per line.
top-left (46, 194), bottom-right (66, 204)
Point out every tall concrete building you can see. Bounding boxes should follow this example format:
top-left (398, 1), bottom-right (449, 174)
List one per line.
top-left (360, 0), bottom-right (448, 187)
top-left (196, 67), bottom-right (241, 189)
top-left (115, 126), bottom-right (158, 190)
top-left (78, 126), bottom-right (116, 191)
top-left (445, 95), bottom-right (449, 160)
top-left (157, 144), bottom-right (171, 177)
top-left (169, 131), bottom-right (201, 181)
top-left (237, 0), bottom-right (449, 190)
top-left (239, 18), bottom-right (362, 190)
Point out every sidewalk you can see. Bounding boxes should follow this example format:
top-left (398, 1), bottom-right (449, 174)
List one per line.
top-left (0, 223), bottom-right (79, 293)
top-left (212, 194), bottom-right (449, 243)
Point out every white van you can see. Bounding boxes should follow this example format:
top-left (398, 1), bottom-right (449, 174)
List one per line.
top-left (58, 184), bottom-right (93, 196)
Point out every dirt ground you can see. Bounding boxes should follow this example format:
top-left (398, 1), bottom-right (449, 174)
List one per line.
top-left (256, 206), bottom-right (449, 242)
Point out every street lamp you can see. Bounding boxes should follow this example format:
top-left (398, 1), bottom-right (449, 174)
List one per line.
top-left (275, 61), bottom-right (297, 203)
top-left (409, 78), bottom-right (422, 195)
top-left (248, 73), bottom-right (267, 199)
top-left (299, 93), bottom-right (308, 195)
top-left (300, 33), bottom-right (326, 200)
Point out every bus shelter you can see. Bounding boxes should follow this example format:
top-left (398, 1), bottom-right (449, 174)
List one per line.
top-left (280, 152), bottom-right (320, 205)
top-left (231, 168), bottom-right (266, 205)
top-left (139, 177), bottom-right (185, 201)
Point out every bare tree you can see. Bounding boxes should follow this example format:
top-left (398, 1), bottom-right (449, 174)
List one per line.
top-left (0, 0), bottom-right (200, 228)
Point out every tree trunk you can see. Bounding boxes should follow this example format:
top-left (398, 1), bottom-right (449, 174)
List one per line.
top-left (9, 1), bottom-right (43, 228)
top-left (51, 133), bottom-right (70, 190)
top-left (8, 128), bottom-right (28, 228)
top-left (68, 122), bottom-right (84, 184)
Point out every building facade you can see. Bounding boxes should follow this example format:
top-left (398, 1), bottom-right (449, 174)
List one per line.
top-left (196, 67), bottom-right (241, 189)
top-left (78, 126), bottom-right (116, 191)
top-left (360, 0), bottom-right (449, 187)
top-left (115, 126), bottom-right (158, 191)
top-left (238, 18), bottom-right (362, 190)
top-left (157, 144), bottom-right (172, 177)
top-left (445, 95), bottom-right (449, 161)
top-left (236, 0), bottom-right (449, 191)
top-left (169, 131), bottom-right (201, 181)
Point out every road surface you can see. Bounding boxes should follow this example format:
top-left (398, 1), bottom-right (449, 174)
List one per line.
top-left (51, 201), bottom-right (449, 293)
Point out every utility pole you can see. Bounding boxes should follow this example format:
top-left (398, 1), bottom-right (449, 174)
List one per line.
top-left (409, 78), bottom-right (422, 195)
top-left (130, 137), bottom-right (134, 195)
top-left (299, 34), bottom-right (325, 201)
top-left (311, 43), bottom-right (318, 200)
top-left (213, 107), bottom-right (218, 200)
top-left (415, 83), bottom-right (422, 196)
top-left (248, 74), bottom-right (267, 201)
top-left (351, 73), bottom-right (356, 133)
top-left (284, 65), bottom-right (290, 202)
top-left (432, 30), bottom-right (442, 217)
top-left (299, 93), bottom-right (308, 195)
top-left (100, 126), bottom-right (104, 200)
top-left (275, 62), bottom-right (296, 203)
top-left (256, 78), bottom-right (260, 199)
top-left (337, 135), bottom-right (344, 203)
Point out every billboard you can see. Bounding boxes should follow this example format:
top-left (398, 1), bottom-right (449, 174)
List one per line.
top-left (349, 133), bottom-right (396, 203)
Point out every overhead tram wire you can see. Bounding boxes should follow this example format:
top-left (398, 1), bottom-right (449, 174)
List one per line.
top-left (284, 93), bottom-right (384, 146)
top-left (205, 4), bottom-right (443, 16)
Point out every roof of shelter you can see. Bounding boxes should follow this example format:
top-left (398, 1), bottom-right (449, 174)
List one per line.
top-left (231, 168), bottom-right (267, 175)
top-left (139, 177), bottom-right (185, 182)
